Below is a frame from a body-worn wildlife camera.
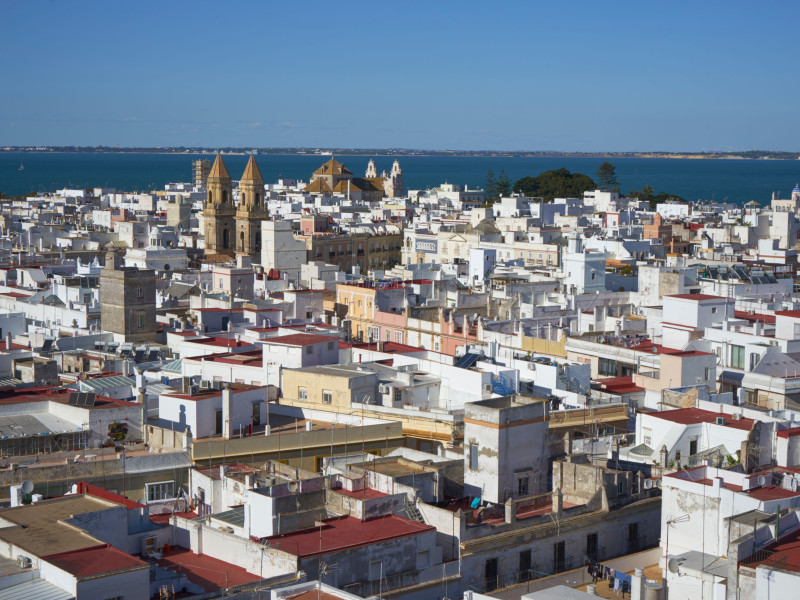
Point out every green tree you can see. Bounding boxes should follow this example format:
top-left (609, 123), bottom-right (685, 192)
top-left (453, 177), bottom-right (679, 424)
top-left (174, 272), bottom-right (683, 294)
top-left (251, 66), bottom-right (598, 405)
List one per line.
top-left (496, 170), bottom-right (511, 197)
top-left (596, 161), bottom-right (619, 191)
top-left (512, 168), bottom-right (596, 202)
top-left (485, 169), bottom-right (497, 200)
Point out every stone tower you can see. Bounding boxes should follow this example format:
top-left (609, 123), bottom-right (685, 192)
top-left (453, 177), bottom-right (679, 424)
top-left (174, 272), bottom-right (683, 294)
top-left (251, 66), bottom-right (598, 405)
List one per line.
top-left (203, 154), bottom-right (236, 256)
top-left (100, 251), bottom-right (156, 343)
top-left (365, 159), bottom-right (378, 178)
top-left (384, 160), bottom-right (403, 198)
top-left (236, 156), bottom-right (268, 258)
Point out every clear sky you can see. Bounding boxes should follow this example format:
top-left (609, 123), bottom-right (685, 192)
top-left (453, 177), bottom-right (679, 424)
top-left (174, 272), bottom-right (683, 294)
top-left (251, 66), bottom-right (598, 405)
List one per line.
top-left (2, 0), bottom-right (798, 151)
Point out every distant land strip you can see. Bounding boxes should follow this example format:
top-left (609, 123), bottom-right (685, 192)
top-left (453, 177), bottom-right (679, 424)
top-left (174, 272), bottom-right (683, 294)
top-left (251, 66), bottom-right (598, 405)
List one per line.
top-left (2, 146), bottom-right (800, 160)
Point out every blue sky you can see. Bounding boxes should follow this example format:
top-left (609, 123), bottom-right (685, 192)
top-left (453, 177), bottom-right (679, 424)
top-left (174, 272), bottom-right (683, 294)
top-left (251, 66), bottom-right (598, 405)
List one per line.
top-left (1, 1), bottom-right (798, 151)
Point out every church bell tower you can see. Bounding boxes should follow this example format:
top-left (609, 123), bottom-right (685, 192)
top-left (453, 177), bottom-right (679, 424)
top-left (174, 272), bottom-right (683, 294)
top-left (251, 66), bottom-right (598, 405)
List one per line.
top-left (203, 154), bottom-right (236, 256)
top-left (236, 155), bottom-right (268, 258)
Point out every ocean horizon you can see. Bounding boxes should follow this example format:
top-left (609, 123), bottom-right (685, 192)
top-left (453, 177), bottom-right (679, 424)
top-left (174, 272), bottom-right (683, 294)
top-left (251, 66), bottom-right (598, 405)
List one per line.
top-left (2, 152), bottom-right (800, 205)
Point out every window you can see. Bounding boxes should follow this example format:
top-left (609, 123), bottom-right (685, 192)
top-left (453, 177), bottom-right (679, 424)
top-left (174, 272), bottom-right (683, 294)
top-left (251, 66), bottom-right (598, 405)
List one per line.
top-left (395, 331), bottom-right (404, 344)
top-left (385, 330), bottom-right (391, 341)
top-left (704, 366), bottom-right (712, 381)
top-left (137, 315), bottom-right (144, 328)
top-left (586, 533), bottom-right (598, 561)
top-left (327, 341), bottom-right (334, 351)
top-left (469, 444), bottom-right (479, 469)
top-left (642, 428), bottom-right (652, 446)
top-left (306, 311), bottom-right (312, 319)
top-left (369, 561), bottom-right (383, 581)
top-left (322, 390), bottom-right (332, 404)
top-left (306, 345), bottom-right (313, 355)
top-left (749, 353), bottom-right (759, 371)
top-left (298, 387), bottom-right (307, 400)
top-left (146, 481), bottom-right (176, 502)
top-left (394, 389), bottom-right (402, 404)
top-left (519, 549), bottom-right (532, 583)
top-left (136, 287), bottom-right (143, 298)
top-left (518, 476), bottom-right (529, 496)
top-left (553, 541), bottom-right (566, 573)
top-left (598, 357), bottom-right (616, 376)
top-left (434, 341), bottom-right (440, 352)
top-left (617, 480), bottom-right (626, 495)
top-left (711, 307), bottom-right (718, 314)
top-left (730, 344), bottom-right (745, 369)
top-left (689, 439), bottom-right (698, 455)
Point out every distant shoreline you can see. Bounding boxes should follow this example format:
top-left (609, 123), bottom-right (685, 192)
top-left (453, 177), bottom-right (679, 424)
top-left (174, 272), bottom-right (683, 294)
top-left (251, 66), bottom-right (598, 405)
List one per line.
top-left (2, 148), bottom-right (799, 160)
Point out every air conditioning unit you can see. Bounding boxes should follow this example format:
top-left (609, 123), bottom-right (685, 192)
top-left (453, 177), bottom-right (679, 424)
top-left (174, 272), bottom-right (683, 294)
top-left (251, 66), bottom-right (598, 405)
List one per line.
top-left (731, 413), bottom-right (742, 420)
top-left (379, 384), bottom-right (391, 395)
top-left (142, 536), bottom-right (157, 556)
top-left (715, 416), bottom-right (726, 425)
top-left (16, 555), bottom-right (31, 569)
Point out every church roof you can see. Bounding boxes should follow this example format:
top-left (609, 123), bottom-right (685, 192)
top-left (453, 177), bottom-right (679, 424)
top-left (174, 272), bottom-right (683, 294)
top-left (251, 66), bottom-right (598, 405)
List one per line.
top-left (208, 154), bottom-right (231, 180)
top-left (304, 179), bottom-right (332, 194)
top-left (313, 158), bottom-right (352, 177)
top-left (241, 155), bottom-right (264, 182)
top-left (333, 178), bottom-right (383, 194)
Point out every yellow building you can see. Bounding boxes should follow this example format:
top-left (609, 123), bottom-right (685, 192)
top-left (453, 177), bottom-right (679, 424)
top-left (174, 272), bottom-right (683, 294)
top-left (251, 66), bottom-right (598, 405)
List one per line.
top-left (281, 364), bottom-right (461, 453)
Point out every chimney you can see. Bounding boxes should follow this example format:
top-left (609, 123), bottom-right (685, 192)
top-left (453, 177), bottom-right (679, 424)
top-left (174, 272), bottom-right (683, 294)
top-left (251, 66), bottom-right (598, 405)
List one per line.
top-left (5, 334), bottom-right (11, 350)
top-left (222, 384), bottom-right (233, 439)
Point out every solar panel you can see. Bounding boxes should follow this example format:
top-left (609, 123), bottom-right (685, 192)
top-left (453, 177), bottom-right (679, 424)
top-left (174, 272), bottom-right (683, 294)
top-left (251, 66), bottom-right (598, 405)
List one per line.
top-left (68, 392), bottom-right (80, 406)
top-left (133, 350), bottom-right (145, 362)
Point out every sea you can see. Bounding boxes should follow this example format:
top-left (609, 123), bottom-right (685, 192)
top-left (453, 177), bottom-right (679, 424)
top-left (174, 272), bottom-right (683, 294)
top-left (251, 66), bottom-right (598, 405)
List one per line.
top-left (2, 152), bottom-right (800, 205)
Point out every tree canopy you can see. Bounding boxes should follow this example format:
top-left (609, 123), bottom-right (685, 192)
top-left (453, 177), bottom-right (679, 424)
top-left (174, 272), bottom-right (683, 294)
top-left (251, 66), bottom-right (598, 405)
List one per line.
top-left (485, 169), bottom-right (511, 200)
top-left (596, 161), bottom-right (619, 191)
top-left (627, 186), bottom-right (685, 209)
top-left (512, 168), bottom-right (596, 202)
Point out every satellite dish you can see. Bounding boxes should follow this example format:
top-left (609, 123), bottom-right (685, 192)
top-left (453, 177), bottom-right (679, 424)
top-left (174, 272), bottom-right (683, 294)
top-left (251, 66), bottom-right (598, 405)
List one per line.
top-left (644, 479), bottom-right (653, 490)
top-left (136, 498), bottom-right (146, 505)
top-left (287, 481), bottom-right (299, 494)
top-left (667, 557), bottom-right (681, 574)
top-left (757, 475), bottom-right (766, 487)
top-left (21, 480), bottom-right (33, 494)
top-left (655, 479), bottom-right (663, 489)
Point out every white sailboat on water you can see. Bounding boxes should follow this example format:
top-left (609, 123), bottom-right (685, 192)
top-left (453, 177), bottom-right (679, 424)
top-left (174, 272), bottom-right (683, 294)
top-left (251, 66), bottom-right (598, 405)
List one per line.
top-left (18, 163), bottom-right (24, 171)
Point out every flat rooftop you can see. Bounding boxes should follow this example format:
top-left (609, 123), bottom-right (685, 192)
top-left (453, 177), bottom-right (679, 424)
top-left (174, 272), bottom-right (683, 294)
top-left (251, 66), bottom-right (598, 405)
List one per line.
top-left (0, 496), bottom-right (118, 555)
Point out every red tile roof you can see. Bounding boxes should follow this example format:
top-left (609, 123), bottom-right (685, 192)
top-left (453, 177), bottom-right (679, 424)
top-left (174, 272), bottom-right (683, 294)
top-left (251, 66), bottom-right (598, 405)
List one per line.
top-left (667, 294), bottom-right (727, 301)
top-left (264, 515), bottom-right (433, 558)
top-left (735, 310), bottom-right (776, 324)
top-left (263, 333), bottom-right (339, 346)
top-left (745, 486), bottom-right (800, 501)
top-left (43, 544), bottom-right (147, 579)
top-left (776, 310), bottom-right (800, 319)
top-left (648, 408), bottom-right (755, 431)
top-left (778, 427), bottom-right (800, 439)
top-left (74, 481), bottom-right (144, 510)
top-left (155, 547), bottom-right (260, 591)
top-left (597, 376), bottom-right (645, 395)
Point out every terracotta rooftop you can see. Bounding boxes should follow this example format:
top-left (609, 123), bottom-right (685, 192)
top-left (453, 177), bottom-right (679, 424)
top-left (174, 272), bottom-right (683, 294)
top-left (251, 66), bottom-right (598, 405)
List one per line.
top-left (263, 333), bottom-right (339, 346)
top-left (667, 293), bottom-right (727, 301)
top-left (265, 515), bottom-right (433, 558)
top-left (155, 547), bottom-right (260, 592)
top-left (648, 408), bottom-right (755, 431)
top-left (43, 544), bottom-right (147, 579)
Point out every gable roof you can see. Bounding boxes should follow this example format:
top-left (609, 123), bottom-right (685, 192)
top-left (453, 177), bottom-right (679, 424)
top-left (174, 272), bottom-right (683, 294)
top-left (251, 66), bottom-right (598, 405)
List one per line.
top-left (313, 158), bottom-right (352, 176)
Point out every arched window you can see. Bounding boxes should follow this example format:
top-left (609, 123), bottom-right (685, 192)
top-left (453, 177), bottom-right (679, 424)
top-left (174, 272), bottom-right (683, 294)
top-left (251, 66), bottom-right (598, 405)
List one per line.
top-left (208, 191), bottom-right (213, 204)
top-left (256, 193), bottom-right (260, 204)
top-left (240, 231), bottom-right (245, 249)
top-left (222, 229), bottom-right (229, 249)
top-left (241, 192), bottom-right (246, 205)
top-left (222, 190), bottom-right (228, 204)
top-left (255, 232), bottom-right (261, 251)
